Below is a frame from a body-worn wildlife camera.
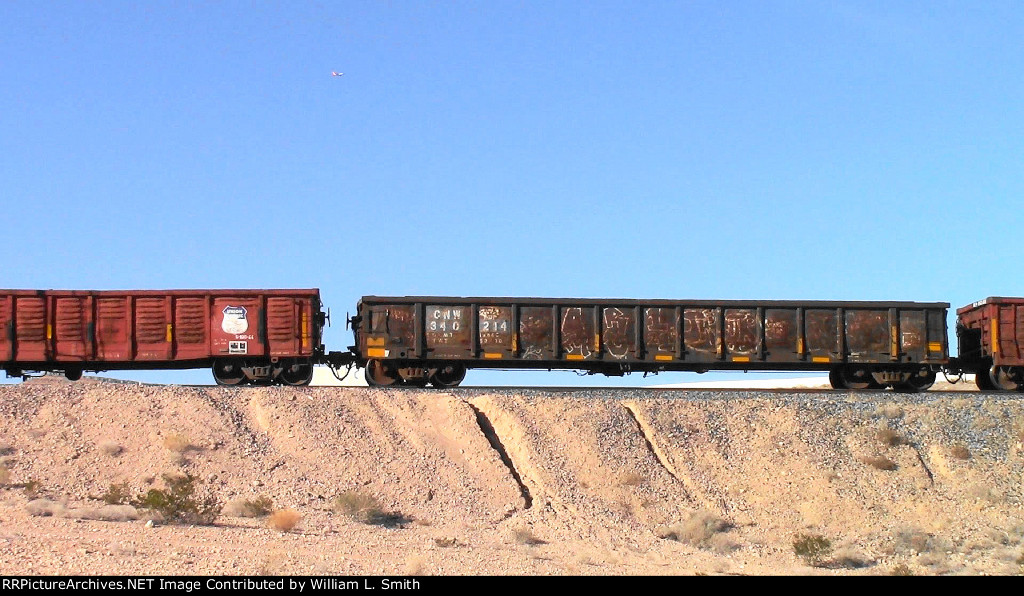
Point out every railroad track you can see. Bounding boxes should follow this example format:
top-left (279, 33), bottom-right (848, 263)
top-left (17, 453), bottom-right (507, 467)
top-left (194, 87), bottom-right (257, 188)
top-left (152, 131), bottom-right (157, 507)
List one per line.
top-left (154, 384), bottom-right (989, 393)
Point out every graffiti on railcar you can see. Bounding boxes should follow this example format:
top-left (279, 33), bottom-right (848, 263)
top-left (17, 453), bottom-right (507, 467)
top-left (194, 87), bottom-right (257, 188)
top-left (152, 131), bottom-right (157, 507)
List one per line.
top-left (684, 308), bottom-right (719, 356)
top-left (724, 309), bottom-right (760, 355)
top-left (644, 308), bottom-right (678, 356)
top-left (381, 306), bottom-right (416, 347)
top-left (478, 306), bottom-right (512, 348)
top-left (764, 309), bottom-right (797, 356)
top-left (602, 308), bottom-right (635, 359)
top-left (561, 307), bottom-right (594, 359)
top-left (519, 307), bottom-right (552, 360)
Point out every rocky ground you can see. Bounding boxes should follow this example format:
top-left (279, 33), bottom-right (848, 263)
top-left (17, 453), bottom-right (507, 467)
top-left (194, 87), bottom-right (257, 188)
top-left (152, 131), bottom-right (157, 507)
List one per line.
top-left (0, 376), bottom-right (1022, 576)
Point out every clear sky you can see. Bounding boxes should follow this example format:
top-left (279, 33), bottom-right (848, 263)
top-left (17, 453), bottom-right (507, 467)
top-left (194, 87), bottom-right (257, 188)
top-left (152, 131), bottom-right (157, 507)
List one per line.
top-left (2, 1), bottom-right (1023, 386)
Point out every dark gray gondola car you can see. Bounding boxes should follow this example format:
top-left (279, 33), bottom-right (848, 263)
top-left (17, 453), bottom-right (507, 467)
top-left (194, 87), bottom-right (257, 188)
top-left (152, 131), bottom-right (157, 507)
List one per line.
top-left (353, 296), bottom-right (949, 390)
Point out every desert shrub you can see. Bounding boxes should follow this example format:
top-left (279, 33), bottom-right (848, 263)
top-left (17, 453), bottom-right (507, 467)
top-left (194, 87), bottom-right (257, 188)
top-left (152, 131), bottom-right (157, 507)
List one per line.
top-left (162, 434), bottom-right (193, 453)
top-left (876, 428), bottom-right (904, 447)
top-left (657, 511), bottom-right (733, 549)
top-left (332, 490), bottom-right (411, 527)
top-left (514, 528), bottom-right (546, 545)
top-left (793, 534), bottom-right (833, 566)
top-left (0, 444), bottom-right (13, 456)
top-left (860, 455), bottom-right (898, 471)
top-left (891, 563), bottom-right (913, 576)
top-left (619, 472), bottom-right (646, 486)
top-left (875, 404), bottom-right (904, 419)
top-left (832, 546), bottom-right (872, 569)
top-left (98, 441), bottom-right (123, 456)
top-left (969, 484), bottom-right (1004, 504)
top-left (434, 537), bottom-right (460, 548)
top-left (0, 465), bottom-right (8, 486)
top-left (132, 474), bottom-right (220, 525)
top-left (102, 482), bottom-right (132, 505)
top-left (267, 509), bottom-right (301, 532)
top-left (895, 528), bottom-right (938, 554)
top-left (22, 479), bottom-right (41, 498)
top-left (25, 498), bottom-right (64, 517)
top-left (68, 505), bottom-right (139, 522)
top-left (950, 444), bottom-right (971, 460)
top-left (223, 496), bottom-right (274, 518)
top-left (333, 491), bottom-right (383, 520)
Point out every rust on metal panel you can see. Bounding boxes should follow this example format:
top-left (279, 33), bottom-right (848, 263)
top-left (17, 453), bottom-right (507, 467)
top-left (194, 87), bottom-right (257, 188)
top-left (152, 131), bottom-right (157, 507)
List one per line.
top-left (386, 305), bottom-right (416, 347)
top-left (16, 297), bottom-right (49, 362)
top-left (997, 305), bottom-right (1023, 361)
top-left (804, 309), bottom-right (837, 358)
top-left (478, 306), bottom-right (513, 349)
top-left (96, 296), bottom-right (129, 360)
top-left (845, 310), bottom-right (888, 359)
top-left (764, 309), bottom-right (797, 359)
top-left (724, 309), bottom-right (760, 357)
top-left (561, 306), bottom-right (595, 359)
top-left (16, 297), bottom-right (46, 341)
top-left (0, 296), bottom-right (11, 362)
top-left (176, 298), bottom-right (208, 344)
top-left (1011, 311), bottom-right (1019, 362)
top-left (643, 307), bottom-right (678, 357)
top-left (55, 297), bottom-right (88, 360)
top-left (684, 308), bottom-right (719, 358)
top-left (518, 307), bottom-right (552, 360)
top-left (425, 305), bottom-right (471, 353)
top-left (602, 307), bottom-right (635, 360)
top-left (899, 310), bottom-right (925, 353)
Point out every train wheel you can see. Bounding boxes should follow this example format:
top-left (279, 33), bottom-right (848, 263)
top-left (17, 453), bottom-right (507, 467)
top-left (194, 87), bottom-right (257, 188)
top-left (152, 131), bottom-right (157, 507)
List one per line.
top-left (213, 360), bottom-right (246, 386)
top-left (366, 359), bottom-right (399, 387)
top-left (828, 368), bottom-right (846, 389)
top-left (989, 365), bottom-right (1021, 391)
top-left (430, 363), bottom-right (467, 388)
top-left (839, 367), bottom-right (874, 390)
top-left (895, 369), bottom-right (936, 393)
top-left (280, 363), bottom-right (314, 386)
top-left (975, 368), bottom-right (996, 391)
top-left (64, 368), bottom-right (82, 382)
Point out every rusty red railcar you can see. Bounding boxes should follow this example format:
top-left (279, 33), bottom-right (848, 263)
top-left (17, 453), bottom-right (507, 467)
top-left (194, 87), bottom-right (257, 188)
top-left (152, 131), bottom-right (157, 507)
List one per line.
top-left (0, 289), bottom-right (325, 385)
top-left (956, 297), bottom-right (1024, 391)
top-left (354, 296), bottom-right (949, 390)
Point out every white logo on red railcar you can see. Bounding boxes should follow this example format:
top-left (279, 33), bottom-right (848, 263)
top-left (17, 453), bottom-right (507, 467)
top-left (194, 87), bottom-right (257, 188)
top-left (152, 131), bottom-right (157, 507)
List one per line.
top-left (222, 306), bottom-right (249, 334)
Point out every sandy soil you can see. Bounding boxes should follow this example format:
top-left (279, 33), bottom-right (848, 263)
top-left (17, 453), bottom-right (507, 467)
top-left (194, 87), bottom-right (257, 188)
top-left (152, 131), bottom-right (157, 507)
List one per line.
top-left (0, 377), bottom-right (1021, 576)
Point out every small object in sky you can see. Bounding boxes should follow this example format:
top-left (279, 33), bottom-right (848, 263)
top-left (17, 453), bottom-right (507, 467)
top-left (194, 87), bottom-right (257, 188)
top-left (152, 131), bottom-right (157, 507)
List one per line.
top-left (331, 71), bottom-right (344, 76)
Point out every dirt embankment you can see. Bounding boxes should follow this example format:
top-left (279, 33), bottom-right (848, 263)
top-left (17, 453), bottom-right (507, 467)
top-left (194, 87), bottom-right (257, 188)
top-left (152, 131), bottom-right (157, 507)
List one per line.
top-left (0, 378), bottom-right (1022, 575)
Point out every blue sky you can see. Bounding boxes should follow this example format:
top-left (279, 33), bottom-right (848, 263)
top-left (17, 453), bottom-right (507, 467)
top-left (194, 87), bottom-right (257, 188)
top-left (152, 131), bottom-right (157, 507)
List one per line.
top-left (2, 1), bottom-right (1023, 386)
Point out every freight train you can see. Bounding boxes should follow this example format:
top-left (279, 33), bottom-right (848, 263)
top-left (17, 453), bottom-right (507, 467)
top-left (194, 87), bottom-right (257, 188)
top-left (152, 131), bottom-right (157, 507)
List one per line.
top-left (1, 289), bottom-right (1021, 392)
